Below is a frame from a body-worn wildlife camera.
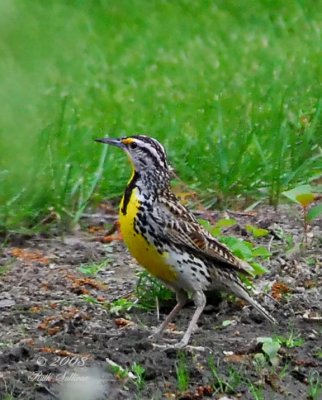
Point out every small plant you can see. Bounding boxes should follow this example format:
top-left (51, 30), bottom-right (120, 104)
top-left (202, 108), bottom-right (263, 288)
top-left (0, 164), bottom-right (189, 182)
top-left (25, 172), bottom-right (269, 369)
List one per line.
top-left (248, 382), bottom-right (265, 400)
top-left (80, 294), bottom-right (100, 305)
top-left (131, 362), bottom-right (146, 392)
top-left (314, 350), bottom-right (322, 359)
top-left (208, 357), bottom-right (238, 394)
top-left (0, 263), bottom-right (11, 276)
top-left (176, 352), bottom-right (189, 392)
top-left (200, 218), bottom-right (271, 281)
top-left (78, 261), bottom-right (108, 276)
top-left (81, 294), bottom-right (139, 316)
top-left (272, 225), bottom-right (295, 251)
top-left (275, 331), bottom-right (304, 348)
top-left (108, 360), bottom-right (146, 393)
top-left (245, 224), bottom-right (269, 238)
top-left (2, 395), bottom-right (15, 400)
top-left (308, 370), bottom-right (321, 400)
top-left (205, 217), bottom-right (237, 237)
top-left (136, 271), bottom-right (173, 309)
top-left (283, 184), bottom-right (322, 244)
top-left (256, 336), bottom-right (281, 367)
top-left (109, 363), bottom-right (130, 380)
top-left (219, 235), bottom-right (271, 290)
top-left (108, 298), bottom-right (138, 315)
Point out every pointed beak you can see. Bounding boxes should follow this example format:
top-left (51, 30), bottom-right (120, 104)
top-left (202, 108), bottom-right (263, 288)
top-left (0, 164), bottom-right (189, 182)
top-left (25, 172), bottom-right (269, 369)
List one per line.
top-left (94, 137), bottom-right (124, 148)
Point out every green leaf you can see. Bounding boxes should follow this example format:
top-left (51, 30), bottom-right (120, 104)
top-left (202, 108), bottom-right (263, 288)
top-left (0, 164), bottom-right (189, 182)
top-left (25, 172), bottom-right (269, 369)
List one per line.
top-left (262, 340), bottom-right (280, 359)
top-left (80, 295), bottom-right (99, 304)
top-left (210, 218), bottom-right (237, 236)
top-left (250, 261), bottom-right (268, 275)
top-left (221, 237), bottom-right (253, 260)
top-left (239, 274), bottom-right (254, 288)
top-left (109, 298), bottom-right (136, 315)
top-left (245, 224), bottom-right (269, 237)
top-left (222, 319), bottom-right (235, 327)
top-left (257, 336), bottom-right (281, 363)
top-left (282, 185), bottom-right (313, 204)
top-left (211, 227), bottom-right (222, 237)
top-left (78, 261), bottom-right (107, 275)
top-left (198, 218), bottom-right (211, 230)
top-left (295, 193), bottom-right (315, 207)
top-left (252, 246), bottom-right (271, 258)
top-left (215, 218), bottom-right (237, 229)
top-left (307, 203), bottom-right (322, 222)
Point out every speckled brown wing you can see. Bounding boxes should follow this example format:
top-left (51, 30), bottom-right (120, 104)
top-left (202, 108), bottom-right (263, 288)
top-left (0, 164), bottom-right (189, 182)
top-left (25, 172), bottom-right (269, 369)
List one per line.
top-left (155, 197), bottom-right (253, 276)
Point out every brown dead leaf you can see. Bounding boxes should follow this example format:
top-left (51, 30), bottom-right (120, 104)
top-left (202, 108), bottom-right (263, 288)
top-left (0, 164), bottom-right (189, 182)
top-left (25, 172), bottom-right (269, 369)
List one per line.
top-left (303, 279), bottom-right (317, 289)
top-left (38, 316), bottom-right (59, 332)
top-left (101, 232), bottom-right (123, 243)
top-left (90, 220), bottom-right (123, 243)
top-left (30, 305), bottom-right (43, 313)
top-left (265, 373), bottom-right (284, 393)
top-left (224, 353), bottom-right (249, 363)
top-left (47, 327), bottom-right (62, 336)
top-left (38, 307), bottom-right (90, 335)
top-left (66, 274), bottom-right (106, 291)
top-left (11, 247), bottom-right (49, 265)
top-left (164, 393), bottom-right (176, 399)
top-left (271, 281), bottom-right (290, 301)
top-left (114, 318), bottom-right (134, 328)
top-left (235, 299), bottom-right (247, 309)
top-left (88, 225), bottom-right (105, 234)
top-left (195, 385), bottom-right (213, 397)
top-left (295, 359), bottom-right (318, 367)
top-left (77, 278), bottom-right (105, 290)
top-left (166, 323), bottom-right (177, 332)
top-left (71, 286), bottom-right (90, 295)
top-left (41, 282), bottom-right (51, 291)
top-left (175, 385), bottom-right (214, 399)
top-left (98, 202), bottom-right (118, 214)
top-left (39, 348), bottom-right (88, 358)
top-left (20, 338), bottom-right (34, 347)
top-left (61, 306), bottom-right (91, 320)
top-left (103, 221), bottom-right (121, 241)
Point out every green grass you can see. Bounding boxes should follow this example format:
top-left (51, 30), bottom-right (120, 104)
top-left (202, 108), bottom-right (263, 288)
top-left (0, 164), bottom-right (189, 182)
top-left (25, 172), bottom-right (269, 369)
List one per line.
top-left (176, 351), bottom-right (190, 392)
top-left (1, 0), bottom-right (322, 231)
top-left (308, 370), bottom-right (322, 400)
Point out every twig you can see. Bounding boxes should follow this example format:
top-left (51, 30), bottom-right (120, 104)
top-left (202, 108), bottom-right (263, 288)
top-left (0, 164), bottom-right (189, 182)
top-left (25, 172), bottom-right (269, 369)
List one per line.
top-left (267, 235), bottom-right (274, 252)
top-left (38, 384), bottom-right (59, 399)
top-left (155, 296), bottom-right (160, 321)
top-left (105, 357), bottom-right (136, 379)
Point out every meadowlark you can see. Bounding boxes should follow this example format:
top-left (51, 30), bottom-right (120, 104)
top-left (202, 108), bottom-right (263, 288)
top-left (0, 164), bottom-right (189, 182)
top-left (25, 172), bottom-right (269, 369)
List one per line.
top-left (95, 135), bottom-right (276, 348)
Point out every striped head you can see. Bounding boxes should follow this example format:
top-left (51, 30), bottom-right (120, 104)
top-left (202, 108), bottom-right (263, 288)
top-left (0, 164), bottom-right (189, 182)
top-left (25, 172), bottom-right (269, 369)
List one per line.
top-left (95, 135), bottom-right (170, 174)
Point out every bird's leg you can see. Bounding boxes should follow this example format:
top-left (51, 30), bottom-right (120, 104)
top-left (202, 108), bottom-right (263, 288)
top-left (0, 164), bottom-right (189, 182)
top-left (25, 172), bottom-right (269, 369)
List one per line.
top-left (174, 291), bottom-right (206, 349)
top-left (149, 289), bottom-right (188, 340)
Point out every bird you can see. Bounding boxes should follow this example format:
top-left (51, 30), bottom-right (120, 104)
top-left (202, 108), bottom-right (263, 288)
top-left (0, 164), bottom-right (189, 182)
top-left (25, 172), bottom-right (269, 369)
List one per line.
top-left (95, 135), bottom-right (276, 348)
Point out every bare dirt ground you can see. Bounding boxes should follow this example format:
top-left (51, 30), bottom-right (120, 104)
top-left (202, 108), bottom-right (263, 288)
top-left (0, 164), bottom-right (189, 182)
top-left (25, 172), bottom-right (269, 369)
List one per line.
top-left (0, 205), bottom-right (321, 400)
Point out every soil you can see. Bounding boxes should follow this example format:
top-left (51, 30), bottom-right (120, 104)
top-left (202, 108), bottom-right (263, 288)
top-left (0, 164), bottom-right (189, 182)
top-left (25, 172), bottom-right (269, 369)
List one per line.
top-left (0, 205), bottom-right (321, 400)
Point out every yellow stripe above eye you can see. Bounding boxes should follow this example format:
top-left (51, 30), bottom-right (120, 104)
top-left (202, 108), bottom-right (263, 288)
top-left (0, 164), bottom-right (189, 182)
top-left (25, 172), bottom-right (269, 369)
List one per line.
top-left (121, 138), bottom-right (135, 145)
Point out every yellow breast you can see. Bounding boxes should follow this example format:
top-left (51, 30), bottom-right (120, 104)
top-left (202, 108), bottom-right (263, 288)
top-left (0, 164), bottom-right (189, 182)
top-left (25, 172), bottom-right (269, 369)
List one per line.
top-left (119, 187), bottom-right (177, 283)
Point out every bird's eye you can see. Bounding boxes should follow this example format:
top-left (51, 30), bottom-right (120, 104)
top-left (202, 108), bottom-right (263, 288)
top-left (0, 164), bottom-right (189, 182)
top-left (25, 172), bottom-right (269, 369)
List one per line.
top-left (130, 142), bottom-right (137, 149)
